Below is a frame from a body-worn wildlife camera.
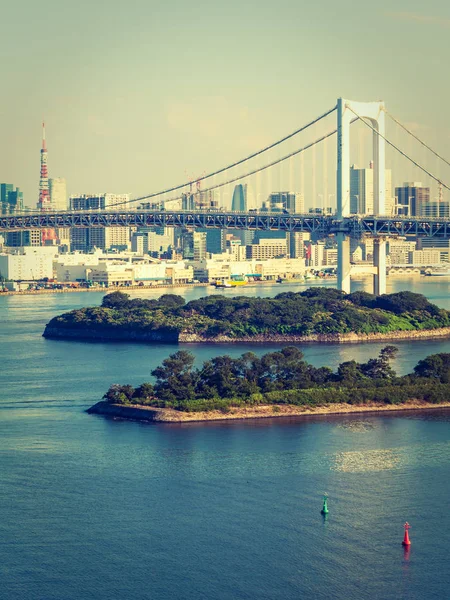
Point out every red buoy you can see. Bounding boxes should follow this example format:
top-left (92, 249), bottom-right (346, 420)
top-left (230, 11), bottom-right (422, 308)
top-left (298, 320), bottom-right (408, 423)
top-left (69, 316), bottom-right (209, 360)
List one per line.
top-left (402, 522), bottom-right (411, 546)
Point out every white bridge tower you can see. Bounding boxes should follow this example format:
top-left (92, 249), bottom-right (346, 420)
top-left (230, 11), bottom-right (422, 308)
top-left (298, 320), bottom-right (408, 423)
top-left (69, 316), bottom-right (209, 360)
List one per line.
top-left (336, 98), bottom-right (387, 295)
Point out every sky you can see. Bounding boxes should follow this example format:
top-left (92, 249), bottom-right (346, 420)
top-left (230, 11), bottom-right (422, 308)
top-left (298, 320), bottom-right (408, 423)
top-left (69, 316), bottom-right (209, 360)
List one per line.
top-left (1, 0), bottom-right (450, 208)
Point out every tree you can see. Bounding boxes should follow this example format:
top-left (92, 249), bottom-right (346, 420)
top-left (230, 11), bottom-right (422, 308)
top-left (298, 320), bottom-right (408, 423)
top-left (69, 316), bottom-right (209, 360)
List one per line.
top-left (102, 291), bottom-right (130, 309)
top-left (133, 382), bottom-right (155, 401)
top-left (157, 294), bottom-right (185, 309)
top-left (196, 356), bottom-right (240, 398)
top-left (360, 346), bottom-right (398, 380)
top-left (151, 351), bottom-right (196, 402)
top-left (376, 291), bottom-right (438, 315)
top-left (414, 353), bottom-right (450, 383)
top-left (336, 360), bottom-right (366, 384)
top-left (103, 384), bottom-right (135, 404)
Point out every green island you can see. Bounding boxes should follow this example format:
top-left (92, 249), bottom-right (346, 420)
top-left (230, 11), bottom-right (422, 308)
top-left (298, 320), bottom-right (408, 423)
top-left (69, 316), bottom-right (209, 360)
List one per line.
top-left (88, 347), bottom-right (450, 422)
top-left (44, 288), bottom-right (450, 344)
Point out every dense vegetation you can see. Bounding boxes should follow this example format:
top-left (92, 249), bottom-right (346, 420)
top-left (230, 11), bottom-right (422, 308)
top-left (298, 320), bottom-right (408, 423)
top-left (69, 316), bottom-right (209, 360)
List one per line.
top-left (46, 288), bottom-right (450, 339)
top-left (102, 347), bottom-right (450, 412)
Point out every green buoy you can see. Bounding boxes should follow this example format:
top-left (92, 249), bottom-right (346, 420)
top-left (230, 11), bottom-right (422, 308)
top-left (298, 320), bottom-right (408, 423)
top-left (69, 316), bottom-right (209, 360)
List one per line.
top-left (321, 495), bottom-right (329, 515)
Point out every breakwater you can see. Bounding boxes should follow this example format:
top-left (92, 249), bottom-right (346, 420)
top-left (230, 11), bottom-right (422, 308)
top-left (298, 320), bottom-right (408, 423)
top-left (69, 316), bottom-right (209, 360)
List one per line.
top-left (87, 400), bottom-right (450, 423)
top-left (44, 325), bottom-right (450, 344)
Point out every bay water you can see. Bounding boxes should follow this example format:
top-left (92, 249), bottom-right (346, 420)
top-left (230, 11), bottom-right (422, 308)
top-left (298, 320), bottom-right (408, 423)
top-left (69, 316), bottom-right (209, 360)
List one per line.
top-left (1, 277), bottom-right (450, 599)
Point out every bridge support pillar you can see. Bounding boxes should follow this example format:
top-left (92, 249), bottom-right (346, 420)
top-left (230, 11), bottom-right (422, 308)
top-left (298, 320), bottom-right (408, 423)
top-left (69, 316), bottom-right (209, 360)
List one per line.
top-left (373, 238), bottom-right (387, 296)
top-left (337, 233), bottom-right (351, 294)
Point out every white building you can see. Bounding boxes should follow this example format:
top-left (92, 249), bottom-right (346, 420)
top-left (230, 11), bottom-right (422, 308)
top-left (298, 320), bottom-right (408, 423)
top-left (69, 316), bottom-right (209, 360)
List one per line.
top-left (408, 250), bottom-right (441, 265)
top-left (49, 178), bottom-right (67, 211)
top-left (192, 256), bottom-right (305, 282)
top-left (0, 250), bottom-right (54, 281)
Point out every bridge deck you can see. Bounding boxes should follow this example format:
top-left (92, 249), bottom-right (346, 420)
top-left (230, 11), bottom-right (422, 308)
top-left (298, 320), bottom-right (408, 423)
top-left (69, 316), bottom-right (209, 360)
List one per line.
top-left (1, 210), bottom-right (450, 238)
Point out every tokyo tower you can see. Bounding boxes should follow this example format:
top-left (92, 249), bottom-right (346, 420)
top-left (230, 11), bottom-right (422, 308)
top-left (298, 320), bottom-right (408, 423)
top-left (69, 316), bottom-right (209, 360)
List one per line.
top-left (38, 121), bottom-right (56, 243)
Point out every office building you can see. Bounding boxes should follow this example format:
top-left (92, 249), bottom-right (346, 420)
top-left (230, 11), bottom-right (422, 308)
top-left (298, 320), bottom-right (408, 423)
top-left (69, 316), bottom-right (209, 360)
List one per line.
top-left (288, 232), bottom-right (311, 259)
top-left (7, 230), bottom-right (41, 247)
top-left (198, 228), bottom-right (225, 254)
top-left (387, 239), bottom-right (416, 264)
top-left (408, 250), bottom-right (440, 265)
top-left (49, 178), bottom-right (67, 211)
top-left (350, 164), bottom-right (394, 215)
top-left (69, 194), bottom-right (130, 251)
top-left (0, 247), bottom-right (54, 281)
top-left (268, 192), bottom-right (304, 213)
top-left (193, 231), bottom-right (207, 261)
top-left (421, 201), bottom-right (450, 218)
top-left (395, 182), bottom-right (430, 217)
top-left (231, 184), bottom-right (247, 212)
top-left (1, 184), bottom-right (23, 214)
top-left (246, 239), bottom-right (287, 260)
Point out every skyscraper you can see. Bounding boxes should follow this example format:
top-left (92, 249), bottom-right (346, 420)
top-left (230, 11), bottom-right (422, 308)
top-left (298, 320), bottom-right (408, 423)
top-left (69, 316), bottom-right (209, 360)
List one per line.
top-left (49, 178), bottom-right (67, 211)
top-left (267, 192), bottom-right (304, 213)
top-left (350, 163), bottom-right (394, 215)
top-left (69, 194), bottom-right (130, 251)
top-left (1, 184), bottom-right (23, 214)
top-left (230, 184), bottom-right (254, 245)
top-left (395, 182), bottom-right (430, 217)
top-left (231, 184), bottom-right (247, 212)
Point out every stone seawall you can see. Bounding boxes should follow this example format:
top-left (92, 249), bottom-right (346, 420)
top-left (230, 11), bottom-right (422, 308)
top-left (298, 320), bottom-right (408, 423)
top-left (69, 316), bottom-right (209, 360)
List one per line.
top-left (44, 325), bottom-right (450, 345)
top-left (178, 327), bottom-right (450, 344)
top-left (87, 400), bottom-right (450, 424)
top-left (87, 401), bottom-right (179, 422)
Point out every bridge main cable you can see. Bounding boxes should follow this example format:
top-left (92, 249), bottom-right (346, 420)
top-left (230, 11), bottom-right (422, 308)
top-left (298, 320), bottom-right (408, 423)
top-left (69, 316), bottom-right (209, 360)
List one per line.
top-left (347, 106), bottom-right (450, 193)
top-left (156, 127), bottom-right (340, 205)
top-left (124, 105), bottom-right (337, 206)
top-left (384, 109), bottom-right (450, 169)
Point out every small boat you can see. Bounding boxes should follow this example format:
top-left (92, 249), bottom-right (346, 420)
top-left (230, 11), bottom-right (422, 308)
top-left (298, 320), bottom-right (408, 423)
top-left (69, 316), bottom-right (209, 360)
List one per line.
top-left (214, 282), bottom-right (232, 288)
top-left (425, 267), bottom-right (450, 277)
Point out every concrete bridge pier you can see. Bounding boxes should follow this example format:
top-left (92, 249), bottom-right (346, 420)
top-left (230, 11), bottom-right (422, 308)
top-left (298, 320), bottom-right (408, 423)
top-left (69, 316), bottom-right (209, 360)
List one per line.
top-left (337, 233), bottom-right (351, 294)
top-left (373, 238), bottom-right (387, 296)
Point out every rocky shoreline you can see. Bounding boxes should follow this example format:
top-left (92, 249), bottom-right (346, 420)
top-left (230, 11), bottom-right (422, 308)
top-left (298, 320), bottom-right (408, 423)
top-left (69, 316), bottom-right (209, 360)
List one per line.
top-left (44, 325), bottom-right (450, 344)
top-left (87, 400), bottom-right (450, 423)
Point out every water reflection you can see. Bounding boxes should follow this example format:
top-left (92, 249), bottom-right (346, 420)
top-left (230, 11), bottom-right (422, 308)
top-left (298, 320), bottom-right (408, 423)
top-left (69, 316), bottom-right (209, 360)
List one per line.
top-left (332, 448), bottom-right (400, 472)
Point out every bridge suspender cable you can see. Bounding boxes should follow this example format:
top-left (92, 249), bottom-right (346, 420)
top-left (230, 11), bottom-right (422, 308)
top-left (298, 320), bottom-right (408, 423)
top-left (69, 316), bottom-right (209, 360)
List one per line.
top-left (121, 105), bottom-right (337, 206)
top-left (155, 128), bottom-right (340, 205)
top-left (347, 106), bottom-right (450, 193)
top-left (384, 109), bottom-right (450, 169)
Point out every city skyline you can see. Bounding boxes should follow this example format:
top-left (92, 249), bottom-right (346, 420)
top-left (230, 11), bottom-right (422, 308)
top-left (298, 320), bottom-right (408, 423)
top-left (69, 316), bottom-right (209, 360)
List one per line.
top-left (1, 1), bottom-right (449, 207)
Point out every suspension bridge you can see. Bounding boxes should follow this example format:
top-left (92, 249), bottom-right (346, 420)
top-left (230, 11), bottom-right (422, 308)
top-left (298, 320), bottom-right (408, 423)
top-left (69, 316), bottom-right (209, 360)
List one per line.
top-left (1, 98), bottom-right (449, 295)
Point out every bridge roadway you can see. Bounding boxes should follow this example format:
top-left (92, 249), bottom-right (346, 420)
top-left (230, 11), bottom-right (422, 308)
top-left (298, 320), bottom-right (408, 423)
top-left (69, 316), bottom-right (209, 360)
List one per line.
top-left (1, 209), bottom-right (450, 238)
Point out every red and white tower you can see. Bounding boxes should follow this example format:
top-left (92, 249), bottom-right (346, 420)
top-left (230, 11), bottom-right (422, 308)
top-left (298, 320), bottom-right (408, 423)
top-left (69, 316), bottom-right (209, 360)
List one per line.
top-left (37, 121), bottom-right (56, 242)
top-left (38, 121), bottom-right (51, 210)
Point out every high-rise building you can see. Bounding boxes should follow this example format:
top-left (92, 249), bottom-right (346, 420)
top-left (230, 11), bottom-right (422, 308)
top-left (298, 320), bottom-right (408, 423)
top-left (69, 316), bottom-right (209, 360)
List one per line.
top-left (1, 184), bottom-right (23, 214)
top-left (6, 230), bottom-right (42, 247)
top-left (421, 201), bottom-right (449, 218)
top-left (193, 231), bottom-right (207, 261)
top-left (231, 184), bottom-right (247, 212)
top-left (288, 232), bottom-right (311, 258)
top-left (395, 182), bottom-right (430, 217)
top-left (267, 192), bottom-right (304, 213)
top-left (197, 228), bottom-right (225, 255)
top-left (49, 178), bottom-right (67, 211)
top-left (69, 194), bottom-right (130, 251)
top-left (350, 163), bottom-right (394, 215)
top-left (230, 184), bottom-right (256, 246)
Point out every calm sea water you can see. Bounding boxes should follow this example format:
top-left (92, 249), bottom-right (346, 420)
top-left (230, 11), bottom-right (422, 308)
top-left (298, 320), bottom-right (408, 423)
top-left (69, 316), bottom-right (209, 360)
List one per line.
top-left (1, 277), bottom-right (450, 599)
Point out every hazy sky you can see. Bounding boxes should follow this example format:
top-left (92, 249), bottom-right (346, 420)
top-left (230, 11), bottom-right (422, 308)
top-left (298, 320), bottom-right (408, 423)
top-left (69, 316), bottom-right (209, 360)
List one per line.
top-left (2, 0), bottom-right (450, 207)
